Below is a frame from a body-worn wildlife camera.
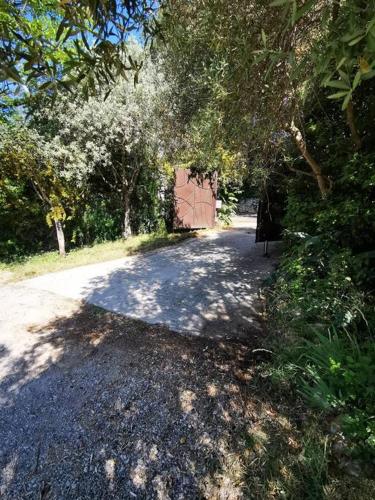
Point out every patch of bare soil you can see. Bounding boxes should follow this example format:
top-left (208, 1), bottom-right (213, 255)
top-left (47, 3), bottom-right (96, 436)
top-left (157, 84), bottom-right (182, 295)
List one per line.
top-left (0, 282), bottom-right (263, 499)
top-left (1, 287), bottom-right (373, 499)
top-left (1, 303), bottom-right (251, 498)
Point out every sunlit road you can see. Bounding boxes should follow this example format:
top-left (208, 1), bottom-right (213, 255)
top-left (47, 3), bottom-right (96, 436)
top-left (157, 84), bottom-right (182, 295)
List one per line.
top-left (23, 216), bottom-right (278, 339)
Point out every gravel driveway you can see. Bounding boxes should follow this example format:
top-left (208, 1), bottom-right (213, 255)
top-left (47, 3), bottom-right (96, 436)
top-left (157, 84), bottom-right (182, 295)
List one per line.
top-left (0, 218), bottom-right (284, 499)
top-left (22, 217), bottom-right (278, 339)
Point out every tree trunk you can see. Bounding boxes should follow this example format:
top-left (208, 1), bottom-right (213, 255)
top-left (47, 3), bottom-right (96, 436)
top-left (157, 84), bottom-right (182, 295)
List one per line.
top-left (122, 195), bottom-right (132, 239)
top-left (54, 220), bottom-right (66, 256)
top-left (121, 159), bottom-right (142, 239)
top-left (346, 100), bottom-right (362, 151)
top-left (289, 122), bottom-right (331, 198)
top-left (331, 0), bottom-right (340, 23)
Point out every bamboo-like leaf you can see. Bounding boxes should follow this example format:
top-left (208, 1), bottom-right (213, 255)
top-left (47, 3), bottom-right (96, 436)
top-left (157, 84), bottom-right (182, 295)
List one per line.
top-left (325, 80), bottom-right (350, 90)
top-left (342, 29), bottom-right (363, 42)
top-left (59, 80), bottom-right (74, 93)
top-left (62, 26), bottom-right (74, 44)
top-left (336, 57), bottom-right (346, 70)
top-left (291, 0), bottom-right (297, 25)
top-left (338, 69), bottom-right (350, 86)
top-left (261, 29), bottom-right (267, 46)
top-left (352, 70), bottom-right (361, 90)
top-left (12, 31), bottom-right (28, 44)
top-left (327, 91), bottom-right (349, 99)
top-left (348, 35), bottom-right (365, 46)
top-left (81, 32), bottom-right (90, 51)
top-left (56, 20), bottom-right (67, 42)
top-left (366, 16), bottom-right (375, 33)
top-left (4, 66), bottom-right (21, 82)
top-left (39, 81), bottom-right (54, 90)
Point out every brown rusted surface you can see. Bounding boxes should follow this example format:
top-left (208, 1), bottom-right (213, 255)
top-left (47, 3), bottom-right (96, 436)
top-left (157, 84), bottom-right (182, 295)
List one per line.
top-left (174, 169), bottom-right (217, 229)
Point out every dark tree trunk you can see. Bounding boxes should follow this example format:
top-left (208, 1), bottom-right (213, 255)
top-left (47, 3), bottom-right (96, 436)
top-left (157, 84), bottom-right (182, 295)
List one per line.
top-left (121, 158), bottom-right (142, 239)
top-left (122, 194), bottom-right (132, 239)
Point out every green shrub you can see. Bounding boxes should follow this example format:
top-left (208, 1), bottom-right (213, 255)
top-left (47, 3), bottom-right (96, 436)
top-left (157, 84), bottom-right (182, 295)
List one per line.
top-left (290, 329), bottom-right (375, 458)
top-left (0, 178), bottom-right (52, 260)
top-left (269, 243), bottom-right (367, 331)
top-left (71, 198), bottom-right (122, 246)
top-left (218, 186), bottom-right (241, 225)
top-left (270, 151), bottom-right (375, 330)
top-left (130, 164), bottom-right (171, 234)
top-left (267, 150), bottom-right (375, 462)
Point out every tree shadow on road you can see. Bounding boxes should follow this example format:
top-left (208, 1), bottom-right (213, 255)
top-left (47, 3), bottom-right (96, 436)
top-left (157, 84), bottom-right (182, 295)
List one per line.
top-left (75, 228), bottom-right (280, 341)
top-left (0, 300), bottom-right (324, 499)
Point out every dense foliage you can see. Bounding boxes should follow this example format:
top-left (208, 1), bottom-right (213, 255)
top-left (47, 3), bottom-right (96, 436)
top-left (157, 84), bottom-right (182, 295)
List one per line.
top-left (159, 0), bottom-right (375, 471)
top-left (0, 0), bottom-right (374, 489)
top-left (0, 45), bottom-right (172, 257)
top-left (0, 0), bottom-right (159, 102)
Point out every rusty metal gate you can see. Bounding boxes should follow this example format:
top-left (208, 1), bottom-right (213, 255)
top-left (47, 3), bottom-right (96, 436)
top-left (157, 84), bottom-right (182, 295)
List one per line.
top-left (173, 169), bottom-right (217, 229)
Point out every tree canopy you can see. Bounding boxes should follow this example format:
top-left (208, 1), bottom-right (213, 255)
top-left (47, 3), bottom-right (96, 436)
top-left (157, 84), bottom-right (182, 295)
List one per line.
top-left (0, 0), bottom-right (159, 104)
top-left (1, 0), bottom-right (375, 478)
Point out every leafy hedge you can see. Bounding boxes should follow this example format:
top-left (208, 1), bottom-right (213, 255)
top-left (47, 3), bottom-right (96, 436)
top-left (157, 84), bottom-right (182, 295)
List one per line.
top-left (267, 150), bottom-right (375, 460)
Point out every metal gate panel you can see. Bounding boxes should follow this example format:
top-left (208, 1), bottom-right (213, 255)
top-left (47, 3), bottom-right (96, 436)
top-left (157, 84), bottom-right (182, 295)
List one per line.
top-left (174, 169), bottom-right (217, 229)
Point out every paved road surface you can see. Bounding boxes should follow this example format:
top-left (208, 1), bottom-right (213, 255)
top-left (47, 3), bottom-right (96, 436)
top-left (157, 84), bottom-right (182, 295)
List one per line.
top-left (23, 216), bottom-right (278, 339)
top-left (0, 216), bottom-right (283, 499)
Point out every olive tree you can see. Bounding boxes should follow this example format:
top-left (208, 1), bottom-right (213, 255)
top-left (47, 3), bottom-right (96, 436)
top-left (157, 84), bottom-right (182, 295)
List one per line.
top-left (35, 49), bottom-right (166, 238)
top-left (0, 125), bottom-right (86, 255)
top-left (0, 0), bottom-right (159, 100)
top-left (161, 0), bottom-right (375, 198)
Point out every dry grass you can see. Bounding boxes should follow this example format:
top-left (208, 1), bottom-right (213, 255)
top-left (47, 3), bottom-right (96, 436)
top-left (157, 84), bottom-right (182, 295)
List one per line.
top-left (0, 231), bottom-right (196, 283)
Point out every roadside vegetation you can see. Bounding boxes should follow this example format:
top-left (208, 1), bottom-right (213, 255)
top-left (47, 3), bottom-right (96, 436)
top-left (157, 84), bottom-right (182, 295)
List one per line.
top-left (0, 231), bottom-right (196, 283)
top-left (1, 0), bottom-right (374, 497)
top-left (159, 0), bottom-right (375, 494)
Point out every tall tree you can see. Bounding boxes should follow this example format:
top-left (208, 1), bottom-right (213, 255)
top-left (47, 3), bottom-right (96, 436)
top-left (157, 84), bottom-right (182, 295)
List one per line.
top-left (33, 47), bottom-right (166, 238)
top-left (0, 125), bottom-right (84, 255)
top-left (160, 0), bottom-right (375, 197)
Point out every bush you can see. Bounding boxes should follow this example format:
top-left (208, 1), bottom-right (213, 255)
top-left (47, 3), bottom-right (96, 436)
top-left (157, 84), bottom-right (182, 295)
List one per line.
top-left (71, 198), bottom-right (122, 246)
top-left (297, 329), bottom-right (375, 458)
top-left (270, 150), bottom-right (375, 329)
top-left (269, 242), bottom-right (368, 331)
top-left (217, 186), bottom-right (241, 225)
top-left (267, 150), bottom-right (375, 462)
top-left (130, 165), bottom-right (171, 234)
top-left (0, 178), bottom-right (53, 261)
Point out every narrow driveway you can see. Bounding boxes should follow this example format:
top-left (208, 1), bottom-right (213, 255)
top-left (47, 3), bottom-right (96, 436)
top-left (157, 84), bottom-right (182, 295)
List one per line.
top-left (24, 216), bottom-right (277, 339)
top-left (0, 217), bottom-right (285, 499)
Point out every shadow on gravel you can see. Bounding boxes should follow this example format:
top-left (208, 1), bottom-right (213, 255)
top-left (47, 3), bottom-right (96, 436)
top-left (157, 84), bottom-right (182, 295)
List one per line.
top-left (0, 302), bottom-right (306, 499)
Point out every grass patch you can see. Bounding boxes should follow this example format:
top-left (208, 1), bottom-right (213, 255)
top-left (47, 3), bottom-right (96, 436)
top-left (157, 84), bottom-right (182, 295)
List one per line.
top-left (244, 360), bottom-right (375, 500)
top-left (0, 231), bottom-right (197, 283)
top-left (243, 361), bottom-right (330, 499)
